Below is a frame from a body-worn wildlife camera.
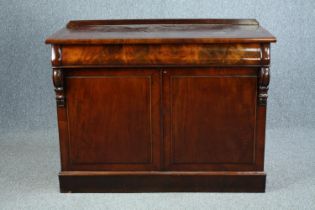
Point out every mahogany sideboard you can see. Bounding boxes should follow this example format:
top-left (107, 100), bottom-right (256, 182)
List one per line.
top-left (45, 19), bottom-right (276, 192)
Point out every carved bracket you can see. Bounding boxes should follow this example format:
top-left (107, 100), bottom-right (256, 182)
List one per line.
top-left (53, 69), bottom-right (65, 107)
top-left (51, 45), bottom-right (62, 66)
top-left (258, 67), bottom-right (270, 106)
top-left (260, 43), bottom-right (270, 66)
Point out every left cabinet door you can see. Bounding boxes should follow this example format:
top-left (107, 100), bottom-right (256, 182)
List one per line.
top-left (59, 69), bottom-right (161, 171)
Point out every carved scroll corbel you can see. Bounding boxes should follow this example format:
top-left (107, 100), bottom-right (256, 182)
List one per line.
top-left (51, 45), bottom-right (62, 66)
top-left (258, 67), bottom-right (270, 106)
top-left (260, 43), bottom-right (270, 66)
top-left (53, 69), bottom-right (65, 107)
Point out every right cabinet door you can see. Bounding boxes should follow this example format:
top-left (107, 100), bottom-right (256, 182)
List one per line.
top-left (163, 68), bottom-right (261, 171)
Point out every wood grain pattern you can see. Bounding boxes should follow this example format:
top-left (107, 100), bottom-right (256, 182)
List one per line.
top-left (60, 43), bottom-right (262, 66)
top-left (163, 68), bottom-right (258, 171)
top-left (64, 69), bottom-right (161, 171)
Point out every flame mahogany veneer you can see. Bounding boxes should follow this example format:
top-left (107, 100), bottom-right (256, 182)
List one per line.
top-left (45, 19), bottom-right (276, 192)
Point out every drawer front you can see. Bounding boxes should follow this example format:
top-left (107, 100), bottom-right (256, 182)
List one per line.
top-left (58, 69), bottom-right (161, 171)
top-left (59, 43), bottom-right (262, 66)
top-left (163, 67), bottom-right (263, 171)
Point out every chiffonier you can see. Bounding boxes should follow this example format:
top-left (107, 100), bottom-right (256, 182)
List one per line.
top-left (45, 19), bottom-right (276, 192)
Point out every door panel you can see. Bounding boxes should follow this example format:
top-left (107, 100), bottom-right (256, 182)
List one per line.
top-left (65, 69), bottom-right (160, 171)
top-left (163, 68), bottom-right (258, 171)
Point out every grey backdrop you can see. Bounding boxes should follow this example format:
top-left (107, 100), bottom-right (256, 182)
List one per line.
top-left (1, 0), bottom-right (314, 132)
top-left (1, 1), bottom-right (315, 209)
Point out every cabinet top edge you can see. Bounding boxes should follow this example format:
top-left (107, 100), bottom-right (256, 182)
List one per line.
top-left (45, 19), bottom-right (277, 45)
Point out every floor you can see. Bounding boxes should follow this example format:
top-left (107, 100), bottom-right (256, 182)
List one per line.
top-left (0, 128), bottom-right (314, 210)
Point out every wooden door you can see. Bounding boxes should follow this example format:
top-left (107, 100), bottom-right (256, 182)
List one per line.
top-left (163, 68), bottom-right (260, 171)
top-left (63, 69), bottom-right (161, 171)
